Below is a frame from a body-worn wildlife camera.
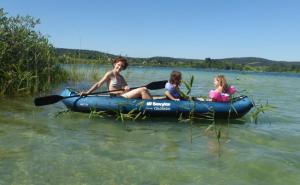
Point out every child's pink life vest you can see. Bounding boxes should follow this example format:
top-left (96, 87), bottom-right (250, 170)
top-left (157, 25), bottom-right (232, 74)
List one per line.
top-left (209, 86), bottom-right (236, 102)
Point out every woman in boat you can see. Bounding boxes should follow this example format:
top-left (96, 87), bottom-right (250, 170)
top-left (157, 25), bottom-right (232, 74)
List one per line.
top-left (80, 56), bottom-right (152, 99)
top-left (165, 70), bottom-right (183, 101)
top-left (209, 75), bottom-right (236, 102)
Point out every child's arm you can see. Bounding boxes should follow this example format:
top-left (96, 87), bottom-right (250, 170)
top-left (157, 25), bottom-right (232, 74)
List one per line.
top-left (165, 91), bottom-right (180, 101)
top-left (228, 85), bottom-right (236, 95)
top-left (209, 90), bottom-right (222, 102)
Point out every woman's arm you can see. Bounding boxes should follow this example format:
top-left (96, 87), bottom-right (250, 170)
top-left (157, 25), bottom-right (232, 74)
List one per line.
top-left (120, 75), bottom-right (130, 92)
top-left (80, 72), bottom-right (110, 95)
top-left (124, 85), bottom-right (130, 92)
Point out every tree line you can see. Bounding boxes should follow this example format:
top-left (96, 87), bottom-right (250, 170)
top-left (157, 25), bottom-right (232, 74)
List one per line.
top-left (55, 48), bottom-right (300, 73)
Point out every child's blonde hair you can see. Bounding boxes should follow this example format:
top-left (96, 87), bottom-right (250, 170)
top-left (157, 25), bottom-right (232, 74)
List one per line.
top-left (215, 75), bottom-right (229, 93)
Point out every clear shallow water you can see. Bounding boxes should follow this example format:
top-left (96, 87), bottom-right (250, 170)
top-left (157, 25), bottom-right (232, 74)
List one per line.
top-left (0, 66), bottom-right (300, 184)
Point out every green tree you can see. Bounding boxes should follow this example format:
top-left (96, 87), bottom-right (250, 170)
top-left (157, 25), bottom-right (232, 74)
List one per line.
top-left (0, 8), bottom-right (67, 95)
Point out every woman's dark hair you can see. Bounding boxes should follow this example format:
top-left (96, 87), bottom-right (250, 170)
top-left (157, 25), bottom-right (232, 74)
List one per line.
top-left (112, 56), bottom-right (128, 70)
top-left (169, 71), bottom-right (182, 85)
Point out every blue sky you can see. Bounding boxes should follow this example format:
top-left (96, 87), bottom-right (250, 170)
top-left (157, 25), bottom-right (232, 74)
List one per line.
top-left (2, 0), bottom-right (300, 61)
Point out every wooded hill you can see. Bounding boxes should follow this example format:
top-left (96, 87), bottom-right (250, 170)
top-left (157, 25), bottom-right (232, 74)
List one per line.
top-left (55, 48), bottom-right (300, 73)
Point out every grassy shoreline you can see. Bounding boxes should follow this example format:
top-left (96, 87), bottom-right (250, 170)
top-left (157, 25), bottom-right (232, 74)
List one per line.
top-left (58, 56), bottom-right (300, 74)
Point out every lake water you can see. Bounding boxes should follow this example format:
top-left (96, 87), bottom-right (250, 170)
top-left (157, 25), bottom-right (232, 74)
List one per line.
top-left (0, 65), bottom-right (299, 184)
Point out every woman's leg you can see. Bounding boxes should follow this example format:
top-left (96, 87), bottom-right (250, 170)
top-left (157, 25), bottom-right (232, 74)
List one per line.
top-left (121, 87), bottom-right (152, 99)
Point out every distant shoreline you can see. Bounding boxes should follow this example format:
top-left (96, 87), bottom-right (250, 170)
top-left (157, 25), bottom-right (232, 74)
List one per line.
top-left (56, 48), bottom-right (300, 74)
top-left (62, 63), bottom-right (300, 78)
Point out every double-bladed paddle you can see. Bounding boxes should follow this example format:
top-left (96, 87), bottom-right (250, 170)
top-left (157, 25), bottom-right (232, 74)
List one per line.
top-left (34, 80), bottom-right (168, 106)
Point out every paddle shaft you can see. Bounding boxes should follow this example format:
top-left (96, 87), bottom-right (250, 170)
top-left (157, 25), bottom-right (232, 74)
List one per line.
top-left (63, 80), bottom-right (168, 99)
top-left (64, 86), bottom-right (143, 99)
top-left (34, 80), bottom-right (167, 106)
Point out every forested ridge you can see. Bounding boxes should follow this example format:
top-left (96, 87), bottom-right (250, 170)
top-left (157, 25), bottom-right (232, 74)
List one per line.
top-left (55, 48), bottom-right (300, 73)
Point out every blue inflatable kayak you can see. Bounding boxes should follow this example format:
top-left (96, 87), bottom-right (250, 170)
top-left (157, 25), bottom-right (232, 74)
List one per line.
top-left (61, 88), bottom-right (254, 119)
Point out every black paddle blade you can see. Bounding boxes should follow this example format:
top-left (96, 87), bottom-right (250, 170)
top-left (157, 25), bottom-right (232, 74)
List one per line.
top-left (34, 95), bottom-right (64, 106)
top-left (146, 80), bottom-right (168, 90)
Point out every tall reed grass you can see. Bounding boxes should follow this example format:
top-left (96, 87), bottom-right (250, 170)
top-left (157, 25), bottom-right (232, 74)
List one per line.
top-left (0, 8), bottom-right (68, 96)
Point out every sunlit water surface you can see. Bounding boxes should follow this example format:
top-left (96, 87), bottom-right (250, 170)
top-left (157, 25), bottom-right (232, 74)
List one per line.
top-left (0, 65), bottom-right (299, 184)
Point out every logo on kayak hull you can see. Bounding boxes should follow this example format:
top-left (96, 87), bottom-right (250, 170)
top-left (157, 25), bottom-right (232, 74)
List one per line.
top-left (146, 101), bottom-right (171, 111)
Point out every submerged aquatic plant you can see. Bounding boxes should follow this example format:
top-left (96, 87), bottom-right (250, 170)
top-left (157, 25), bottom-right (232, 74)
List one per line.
top-left (49, 109), bottom-right (70, 118)
top-left (205, 121), bottom-right (223, 145)
top-left (115, 101), bottom-right (147, 121)
top-left (89, 109), bottom-right (109, 119)
top-left (250, 100), bottom-right (276, 124)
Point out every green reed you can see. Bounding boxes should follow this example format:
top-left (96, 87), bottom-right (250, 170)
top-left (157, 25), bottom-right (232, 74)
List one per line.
top-left (89, 109), bottom-right (109, 119)
top-left (180, 75), bottom-right (195, 100)
top-left (177, 75), bottom-right (223, 144)
top-left (250, 100), bottom-right (276, 124)
top-left (49, 109), bottom-right (70, 118)
top-left (114, 101), bottom-right (147, 123)
top-left (65, 63), bottom-right (105, 84)
top-left (0, 8), bottom-right (68, 96)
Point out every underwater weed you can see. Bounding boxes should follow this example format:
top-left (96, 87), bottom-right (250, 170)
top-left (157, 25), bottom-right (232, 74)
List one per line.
top-left (49, 109), bottom-right (70, 118)
top-left (250, 100), bottom-right (276, 124)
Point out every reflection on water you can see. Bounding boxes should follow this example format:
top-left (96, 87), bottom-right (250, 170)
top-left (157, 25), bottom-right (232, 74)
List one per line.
top-left (0, 66), bottom-right (300, 184)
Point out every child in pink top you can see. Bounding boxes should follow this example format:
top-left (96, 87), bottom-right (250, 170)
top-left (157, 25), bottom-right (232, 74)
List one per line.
top-left (209, 75), bottom-right (236, 102)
